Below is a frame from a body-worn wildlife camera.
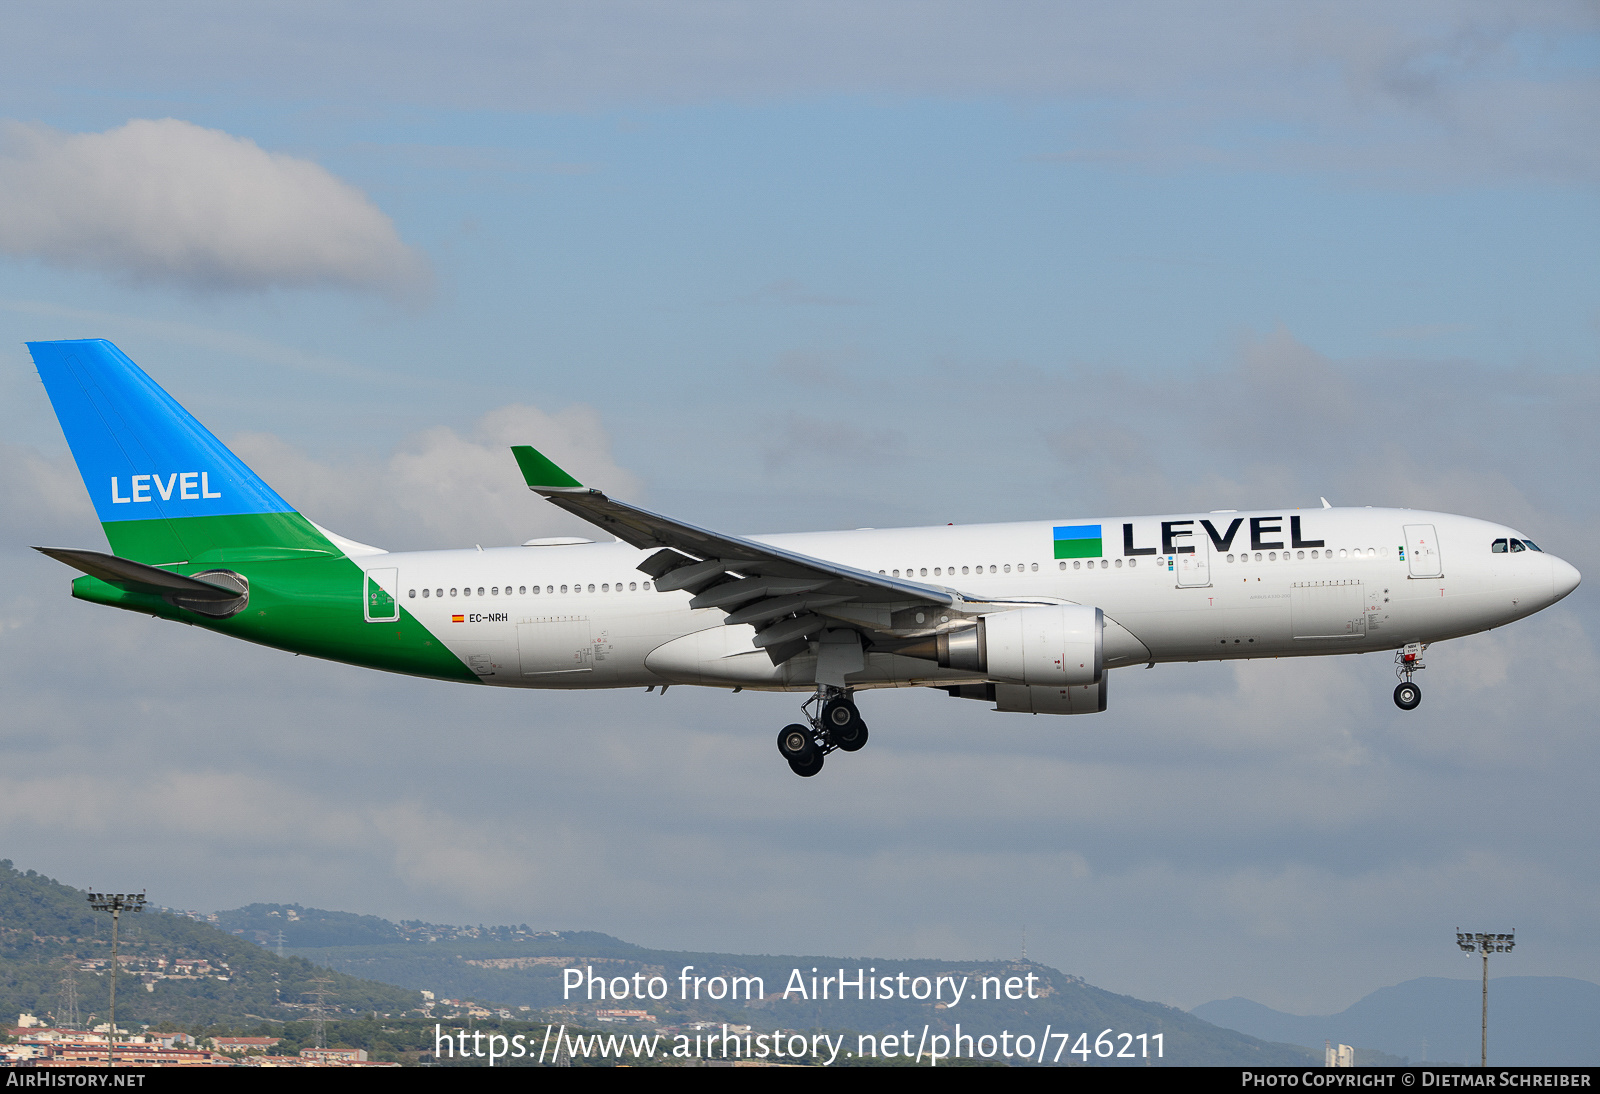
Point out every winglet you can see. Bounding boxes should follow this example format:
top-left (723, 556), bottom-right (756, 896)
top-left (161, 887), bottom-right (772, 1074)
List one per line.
top-left (510, 445), bottom-right (587, 492)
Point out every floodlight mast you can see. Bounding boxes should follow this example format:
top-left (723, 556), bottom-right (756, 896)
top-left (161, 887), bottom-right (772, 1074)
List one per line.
top-left (86, 892), bottom-right (145, 1066)
top-left (1455, 930), bottom-right (1514, 1068)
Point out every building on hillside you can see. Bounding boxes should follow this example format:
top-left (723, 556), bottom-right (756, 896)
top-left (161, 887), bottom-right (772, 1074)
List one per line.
top-left (215, 1036), bottom-right (281, 1054)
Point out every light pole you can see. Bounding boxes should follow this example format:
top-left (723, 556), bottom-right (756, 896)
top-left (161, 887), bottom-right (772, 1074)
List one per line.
top-left (1455, 930), bottom-right (1514, 1068)
top-left (87, 892), bottom-right (145, 1066)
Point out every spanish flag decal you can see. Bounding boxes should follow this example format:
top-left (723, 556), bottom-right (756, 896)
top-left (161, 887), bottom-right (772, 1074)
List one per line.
top-left (452, 614), bottom-right (464, 623)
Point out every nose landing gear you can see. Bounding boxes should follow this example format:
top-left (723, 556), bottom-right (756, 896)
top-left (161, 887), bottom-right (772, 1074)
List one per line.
top-left (776, 687), bottom-right (870, 776)
top-left (1393, 642), bottom-right (1426, 710)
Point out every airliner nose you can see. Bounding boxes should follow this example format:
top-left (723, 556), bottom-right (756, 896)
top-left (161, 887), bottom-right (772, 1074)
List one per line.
top-left (1551, 556), bottom-right (1581, 603)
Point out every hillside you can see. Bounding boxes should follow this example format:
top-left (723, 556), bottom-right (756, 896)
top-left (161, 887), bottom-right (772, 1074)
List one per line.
top-left (211, 903), bottom-right (1317, 1066)
top-left (0, 861), bottom-right (1331, 1066)
top-left (1194, 977), bottom-right (1600, 1066)
top-left (0, 861), bottom-right (420, 1030)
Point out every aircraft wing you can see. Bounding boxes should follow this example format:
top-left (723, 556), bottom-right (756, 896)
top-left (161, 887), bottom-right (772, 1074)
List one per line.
top-left (511, 446), bottom-right (956, 661)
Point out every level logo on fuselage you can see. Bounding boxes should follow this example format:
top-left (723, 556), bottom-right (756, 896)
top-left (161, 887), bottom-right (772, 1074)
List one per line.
top-left (1053, 525), bottom-right (1103, 559)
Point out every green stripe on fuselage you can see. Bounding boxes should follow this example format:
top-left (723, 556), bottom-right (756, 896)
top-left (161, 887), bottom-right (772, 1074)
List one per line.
top-left (81, 515), bottom-right (475, 682)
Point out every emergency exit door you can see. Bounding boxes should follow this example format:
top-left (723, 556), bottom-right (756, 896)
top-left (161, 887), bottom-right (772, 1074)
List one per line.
top-left (364, 567), bottom-right (399, 622)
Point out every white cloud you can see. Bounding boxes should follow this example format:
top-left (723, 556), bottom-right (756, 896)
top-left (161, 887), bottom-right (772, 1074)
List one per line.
top-left (0, 118), bottom-right (429, 298)
top-left (1033, 327), bottom-right (1600, 549)
top-left (0, 442), bottom-right (93, 536)
top-left (231, 402), bottom-right (642, 550)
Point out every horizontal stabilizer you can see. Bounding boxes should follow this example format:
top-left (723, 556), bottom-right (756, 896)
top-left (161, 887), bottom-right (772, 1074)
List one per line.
top-left (34, 547), bottom-right (243, 601)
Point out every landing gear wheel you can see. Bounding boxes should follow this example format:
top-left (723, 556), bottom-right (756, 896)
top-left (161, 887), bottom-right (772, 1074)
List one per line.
top-left (787, 752), bottom-right (825, 778)
top-left (777, 723), bottom-right (818, 764)
top-left (1394, 681), bottom-right (1421, 710)
top-left (834, 721), bottom-right (869, 752)
top-left (822, 698), bottom-right (868, 752)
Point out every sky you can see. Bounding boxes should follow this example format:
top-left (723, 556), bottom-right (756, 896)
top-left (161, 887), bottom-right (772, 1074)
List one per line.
top-left (0, 1), bottom-right (1596, 1019)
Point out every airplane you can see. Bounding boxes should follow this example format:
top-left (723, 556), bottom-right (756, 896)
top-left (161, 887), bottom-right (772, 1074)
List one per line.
top-left (27, 339), bottom-right (1582, 777)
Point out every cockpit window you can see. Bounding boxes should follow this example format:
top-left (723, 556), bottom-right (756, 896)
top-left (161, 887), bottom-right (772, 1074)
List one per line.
top-left (1492, 538), bottom-right (1508, 553)
top-left (1522, 539), bottom-right (1542, 552)
top-left (1509, 539), bottom-right (1526, 553)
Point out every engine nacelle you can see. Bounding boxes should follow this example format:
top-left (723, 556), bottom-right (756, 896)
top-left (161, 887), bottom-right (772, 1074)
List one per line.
top-left (995, 679), bottom-right (1107, 714)
top-left (943, 677), bottom-right (1108, 715)
top-left (929, 604), bottom-right (1103, 686)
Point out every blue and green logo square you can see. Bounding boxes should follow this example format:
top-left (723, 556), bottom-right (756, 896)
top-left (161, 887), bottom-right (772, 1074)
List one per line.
top-left (1054, 524), bottom-right (1103, 559)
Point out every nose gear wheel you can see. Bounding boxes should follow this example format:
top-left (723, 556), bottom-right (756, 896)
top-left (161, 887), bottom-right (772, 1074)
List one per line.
top-left (1393, 642), bottom-right (1426, 710)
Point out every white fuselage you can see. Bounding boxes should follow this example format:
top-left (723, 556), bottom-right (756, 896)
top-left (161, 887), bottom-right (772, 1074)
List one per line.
top-left (367, 507), bottom-right (1578, 693)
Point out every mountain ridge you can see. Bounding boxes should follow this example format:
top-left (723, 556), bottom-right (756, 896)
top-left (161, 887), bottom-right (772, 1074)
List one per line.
top-left (1193, 976), bottom-right (1600, 1065)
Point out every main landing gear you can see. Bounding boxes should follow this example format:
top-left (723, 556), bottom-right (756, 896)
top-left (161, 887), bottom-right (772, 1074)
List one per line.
top-left (1393, 642), bottom-right (1426, 710)
top-left (776, 687), bottom-right (869, 777)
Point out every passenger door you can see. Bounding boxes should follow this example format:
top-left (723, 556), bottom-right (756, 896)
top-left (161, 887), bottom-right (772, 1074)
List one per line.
top-left (1404, 524), bottom-right (1443, 578)
top-left (1171, 537), bottom-right (1211, 588)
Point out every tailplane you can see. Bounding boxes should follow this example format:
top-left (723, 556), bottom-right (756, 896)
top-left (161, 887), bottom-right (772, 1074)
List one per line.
top-left (27, 339), bottom-right (339, 565)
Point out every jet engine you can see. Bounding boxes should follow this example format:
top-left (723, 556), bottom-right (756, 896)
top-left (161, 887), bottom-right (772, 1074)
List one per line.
top-left (916, 604), bottom-right (1103, 686)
